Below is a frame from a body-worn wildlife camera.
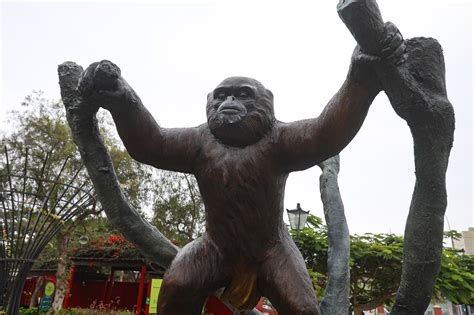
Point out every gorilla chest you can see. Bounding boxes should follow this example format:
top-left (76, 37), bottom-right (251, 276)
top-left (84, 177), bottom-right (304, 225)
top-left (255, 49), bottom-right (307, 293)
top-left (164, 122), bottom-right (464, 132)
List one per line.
top-left (196, 144), bottom-right (277, 194)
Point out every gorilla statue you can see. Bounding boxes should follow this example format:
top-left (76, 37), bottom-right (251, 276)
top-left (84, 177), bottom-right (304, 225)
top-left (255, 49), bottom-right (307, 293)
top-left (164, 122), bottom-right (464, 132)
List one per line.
top-left (78, 22), bottom-right (404, 315)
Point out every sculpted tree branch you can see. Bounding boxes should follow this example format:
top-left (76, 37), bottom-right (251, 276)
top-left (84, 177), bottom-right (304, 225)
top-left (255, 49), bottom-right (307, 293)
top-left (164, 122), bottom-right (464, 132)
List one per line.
top-left (338, 0), bottom-right (455, 313)
top-left (57, 62), bottom-right (179, 270)
top-left (318, 155), bottom-right (350, 315)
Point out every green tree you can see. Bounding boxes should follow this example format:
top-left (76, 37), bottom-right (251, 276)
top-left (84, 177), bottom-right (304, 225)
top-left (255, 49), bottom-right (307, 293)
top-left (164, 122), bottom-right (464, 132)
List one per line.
top-left (348, 233), bottom-right (403, 314)
top-left (1, 91), bottom-right (152, 313)
top-left (292, 215), bottom-right (474, 313)
top-left (435, 249), bottom-right (474, 305)
top-left (151, 171), bottom-right (204, 247)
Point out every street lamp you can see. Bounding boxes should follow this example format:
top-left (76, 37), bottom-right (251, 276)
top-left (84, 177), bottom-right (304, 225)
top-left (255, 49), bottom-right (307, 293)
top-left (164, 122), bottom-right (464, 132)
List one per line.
top-left (78, 223), bottom-right (89, 245)
top-left (78, 235), bottom-right (89, 245)
top-left (286, 203), bottom-right (309, 231)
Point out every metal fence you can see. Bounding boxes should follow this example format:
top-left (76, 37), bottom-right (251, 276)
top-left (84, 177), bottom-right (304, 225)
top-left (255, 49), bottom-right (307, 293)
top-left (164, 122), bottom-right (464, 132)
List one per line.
top-left (0, 147), bottom-right (95, 314)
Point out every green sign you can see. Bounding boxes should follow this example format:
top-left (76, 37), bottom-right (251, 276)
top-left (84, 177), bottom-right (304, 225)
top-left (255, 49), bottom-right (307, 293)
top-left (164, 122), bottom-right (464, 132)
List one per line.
top-left (44, 282), bottom-right (55, 297)
top-left (148, 279), bottom-right (163, 314)
top-left (39, 281), bottom-right (55, 311)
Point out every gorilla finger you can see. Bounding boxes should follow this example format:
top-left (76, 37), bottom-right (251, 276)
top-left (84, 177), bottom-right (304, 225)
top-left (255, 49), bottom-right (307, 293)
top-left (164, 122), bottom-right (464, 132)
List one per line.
top-left (97, 60), bottom-right (121, 79)
top-left (383, 22), bottom-right (399, 36)
top-left (381, 33), bottom-right (395, 49)
top-left (94, 61), bottom-right (120, 88)
top-left (84, 62), bottom-right (100, 73)
top-left (395, 53), bottom-right (409, 66)
top-left (381, 22), bottom-right (398, 40)
top-left (387, 44), bottom-right (407, 65)
top-left (380, 35), bottom-right (405, 58)
top-left (78, 62), bottom-right (100, 96)
top-left (355, 53), bottom-right (380, 64)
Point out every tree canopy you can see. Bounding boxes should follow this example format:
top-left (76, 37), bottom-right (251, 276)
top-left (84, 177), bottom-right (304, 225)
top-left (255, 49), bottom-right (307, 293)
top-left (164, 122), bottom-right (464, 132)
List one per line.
top-left (0, 91), bottom-right (158, 312)
top-left (292, 215), bottom-right (474, 313)
top-left (1, 91), bottom-right (207, 269)
top-left (151, 171), bottom-right (204, 247)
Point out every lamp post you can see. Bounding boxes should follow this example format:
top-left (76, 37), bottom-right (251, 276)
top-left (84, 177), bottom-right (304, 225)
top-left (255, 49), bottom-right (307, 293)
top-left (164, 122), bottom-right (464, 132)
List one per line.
top-left (78, 235), bottom-right (89, 245)
top-left (286, 203), bottom-right (310, 231)
top-left (79, 224), bottom-right (89, 245)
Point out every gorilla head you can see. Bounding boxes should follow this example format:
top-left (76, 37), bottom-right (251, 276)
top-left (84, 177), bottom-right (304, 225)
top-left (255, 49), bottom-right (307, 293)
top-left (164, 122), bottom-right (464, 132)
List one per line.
top-left (206, 77), bottom-right (275, 147)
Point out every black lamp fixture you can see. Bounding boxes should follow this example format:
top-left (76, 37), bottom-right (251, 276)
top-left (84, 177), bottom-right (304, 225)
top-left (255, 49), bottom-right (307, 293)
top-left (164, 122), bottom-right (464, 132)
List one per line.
top-left (286, 203), bottom-right (310, 231)
top-left (78, 224), bottom-right (89, 245)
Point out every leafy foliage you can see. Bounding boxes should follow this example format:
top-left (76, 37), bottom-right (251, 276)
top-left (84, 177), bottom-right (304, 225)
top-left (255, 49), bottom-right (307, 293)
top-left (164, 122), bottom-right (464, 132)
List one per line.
top-left (151, 171), bottom-right (205, 247)
top-left (435, 249), bottom-right (474, 305)
top-left (1, 91), bottom-right (152, 210)
top-left (0, 91), bottom-right (154, 312)
top-left (1, 90), bottom-right (205, 262)
top-left (348, 233), bottom-right (403, 310)
top-left (292, 215), bottom-right (474, 311)
top-left (72, 234), bottom-right (140, 260)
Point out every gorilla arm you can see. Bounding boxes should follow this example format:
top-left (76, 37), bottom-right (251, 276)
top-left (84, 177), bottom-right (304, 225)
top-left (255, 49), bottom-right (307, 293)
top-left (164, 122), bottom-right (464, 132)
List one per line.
top-left (80, 61), bottom-right (201, 173)
top-left (110, 99), bottom-right (201, 173)
top-left (276, 69), bottom-right (379, 172)
top-left (276, 23), bottom-right (406, 172)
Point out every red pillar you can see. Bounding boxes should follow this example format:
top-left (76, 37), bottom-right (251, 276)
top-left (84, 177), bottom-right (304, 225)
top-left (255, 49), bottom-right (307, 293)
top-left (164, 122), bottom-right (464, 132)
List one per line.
top-left (136, 264), bottom-right (147, 315)
top-left (62, 264), bottom-right (76, 309)
top-left (103, 269), bottom-right (115, 306)
top-left (145, 279), bottom-right (152, 315)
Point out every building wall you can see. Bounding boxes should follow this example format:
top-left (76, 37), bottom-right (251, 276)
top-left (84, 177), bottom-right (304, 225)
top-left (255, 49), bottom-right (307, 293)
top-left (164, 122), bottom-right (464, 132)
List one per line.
top-left (461, 227), bottom-right (474, 254)
top-left (454, 227), bottom-right (474, 254)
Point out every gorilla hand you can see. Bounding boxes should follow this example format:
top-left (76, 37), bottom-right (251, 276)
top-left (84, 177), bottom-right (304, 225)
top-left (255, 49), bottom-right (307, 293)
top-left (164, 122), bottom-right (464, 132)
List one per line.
top-left (348, 22), bottom-right (406, 90)
top-left (379, 22), bottom-right (407, 66)
top-left (78, 60), bottom-right (128, 111)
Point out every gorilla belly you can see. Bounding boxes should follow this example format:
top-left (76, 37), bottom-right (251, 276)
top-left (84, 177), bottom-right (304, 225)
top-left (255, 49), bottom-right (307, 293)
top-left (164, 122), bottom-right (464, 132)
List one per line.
top-left (198, 169), bottom-right (287, 260)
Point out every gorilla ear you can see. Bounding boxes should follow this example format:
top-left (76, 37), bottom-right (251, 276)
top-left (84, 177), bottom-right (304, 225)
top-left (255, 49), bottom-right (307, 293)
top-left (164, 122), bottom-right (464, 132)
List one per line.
top-left (207, 92), bottom-right (213, 103)
top-left (266, 89), bottom-right (274, 101)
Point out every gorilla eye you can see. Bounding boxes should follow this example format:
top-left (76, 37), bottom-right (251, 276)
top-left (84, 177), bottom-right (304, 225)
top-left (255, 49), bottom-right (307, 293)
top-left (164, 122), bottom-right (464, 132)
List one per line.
top-left (215, 92), bottom-right (227, 101)
top-left (238, 91), bottom-right (248, 98)
top-left (237, 90), bottom-right (249, 99)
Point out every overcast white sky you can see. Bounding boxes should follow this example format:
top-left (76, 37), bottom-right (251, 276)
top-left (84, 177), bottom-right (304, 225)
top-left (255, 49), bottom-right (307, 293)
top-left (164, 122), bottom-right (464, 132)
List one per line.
top-left (1, 0), bottom-right (472, 236)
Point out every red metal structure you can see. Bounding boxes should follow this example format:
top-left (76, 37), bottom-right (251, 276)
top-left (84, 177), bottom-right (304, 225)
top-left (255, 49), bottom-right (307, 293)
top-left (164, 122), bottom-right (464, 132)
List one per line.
top-left (22, 265), bottom-right (278, 315)
top-left (64, 256), bottom-right (159, 314)
top-left (21, 252), bottom-right (278, 314)
top-left (136, 264), bottom-right (147, 315)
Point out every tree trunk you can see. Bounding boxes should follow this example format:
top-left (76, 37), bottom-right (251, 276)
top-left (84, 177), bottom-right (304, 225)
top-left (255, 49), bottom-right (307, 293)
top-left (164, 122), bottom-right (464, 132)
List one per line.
top-left (318, 156), bottom-right (350, 315)
top-left (52, 232), bottom-right (70, 314)
top-left (384, 37), bottom-right (454, 315)
top-left (338, 1), bottom-right (455, 314)
top-left (28, 276), bottom-right (44, 308)
top-left (58, 63), bottom-right (178, 270)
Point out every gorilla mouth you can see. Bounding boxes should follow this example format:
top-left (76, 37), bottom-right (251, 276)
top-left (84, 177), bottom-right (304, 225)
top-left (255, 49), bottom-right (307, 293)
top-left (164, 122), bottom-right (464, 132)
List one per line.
top-left (218, 104), bottom-right (243, 115)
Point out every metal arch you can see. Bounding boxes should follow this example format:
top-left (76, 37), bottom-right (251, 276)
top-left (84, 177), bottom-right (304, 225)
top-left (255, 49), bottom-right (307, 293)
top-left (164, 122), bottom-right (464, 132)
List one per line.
top-left (0, 147), bottom-right (95, 315)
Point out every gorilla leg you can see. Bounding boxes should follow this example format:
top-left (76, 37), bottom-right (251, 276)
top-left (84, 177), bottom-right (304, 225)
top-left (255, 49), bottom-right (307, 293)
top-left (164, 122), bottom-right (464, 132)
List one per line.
top-left (257, 236), bottom-right (320, 315)
top-left (157, 235), bottom-right (231, 315)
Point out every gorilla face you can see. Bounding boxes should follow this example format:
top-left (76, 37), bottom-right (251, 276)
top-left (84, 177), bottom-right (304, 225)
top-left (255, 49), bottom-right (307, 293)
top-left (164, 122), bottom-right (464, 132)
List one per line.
top-left (206, 77), bottom-right (275, 147)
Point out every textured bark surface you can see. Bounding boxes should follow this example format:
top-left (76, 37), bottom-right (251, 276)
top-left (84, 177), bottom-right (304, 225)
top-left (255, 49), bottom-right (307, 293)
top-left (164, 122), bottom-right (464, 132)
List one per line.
top-left (57, 62), bottom-right (179, 270)
top-left (318, 156), bottom-right (350, 315)
top-left (52, 232), bottom-right (69, 315)
top-left (381, 37), bottom-right (454, 315)
top-left (338, 1), bottom-right (455, 313)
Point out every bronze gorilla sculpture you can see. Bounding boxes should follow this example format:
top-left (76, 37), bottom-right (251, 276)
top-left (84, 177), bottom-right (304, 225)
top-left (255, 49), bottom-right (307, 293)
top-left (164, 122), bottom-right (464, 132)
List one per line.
top-left (78, 22), bottom-right (404, 315)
